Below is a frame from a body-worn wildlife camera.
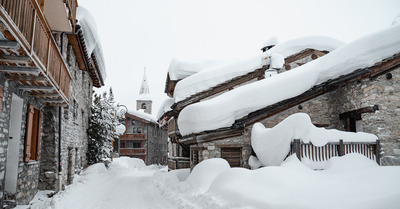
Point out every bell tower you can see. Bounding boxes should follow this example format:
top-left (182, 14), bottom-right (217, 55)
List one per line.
top-left (136, 67), bottom-right (152, 114)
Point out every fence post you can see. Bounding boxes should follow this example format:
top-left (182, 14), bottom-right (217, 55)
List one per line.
top-left (293, 139), bottom-right (301, 160)
top-left (375, 140), bottom-right (381, 165)
top-left (338, 139), bottom-right (344, 156)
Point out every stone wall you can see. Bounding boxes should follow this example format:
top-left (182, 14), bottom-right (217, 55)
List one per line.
top-left (146, 124), bottom-right (168, 165)
top-left (0, 75), bottom-right (44, 205)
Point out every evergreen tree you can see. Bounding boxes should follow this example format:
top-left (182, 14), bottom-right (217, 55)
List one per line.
top-left (87, 88), bottom-right (120, 165)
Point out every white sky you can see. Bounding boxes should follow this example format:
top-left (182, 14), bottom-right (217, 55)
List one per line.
top-left (78, 0), bottom-right (400, 117)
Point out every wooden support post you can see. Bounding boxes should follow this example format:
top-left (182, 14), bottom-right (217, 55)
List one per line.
top-left (375, 140), bottom-right (381, 165)
top-left (0, 66), bottom-right (40, 74)
top-left (338, 139), bottom-right (345, 156)
top-left (0, 40), bottom-right (19, 48)
top-left (293, 139), bottom-right (301, 160)
top-left (19, 85), bottom-right (54, 91)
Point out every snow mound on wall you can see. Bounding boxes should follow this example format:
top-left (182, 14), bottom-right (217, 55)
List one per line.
top-left (127, 109), bottom-right (158, 124)
top-left (267, 36), bottom-right (344, 58)
top-left (177, 24), bottom-right (400, 135)
top-left (251, 113), bottom-right (377, 166)
top-left (325, 153), bottom-right (379, 171)
top-left (76, 7), bottom-right (107, 81)
top-left (174, 54), bottom-right (270, 102)
top-left (261, 36), bottom-right (279, 49)
top-left (186, 158), bottom-right (231, 193)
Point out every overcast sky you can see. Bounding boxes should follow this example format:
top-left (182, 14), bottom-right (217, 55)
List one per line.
top-left (78, 0), bottom-right (399, 117)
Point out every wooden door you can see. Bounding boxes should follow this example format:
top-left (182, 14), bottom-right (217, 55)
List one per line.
top-left (221, 147), bottom-right (242, 167)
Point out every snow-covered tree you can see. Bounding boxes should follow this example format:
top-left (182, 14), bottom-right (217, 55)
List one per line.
top-left (87, 88), bottom-right (121, 165)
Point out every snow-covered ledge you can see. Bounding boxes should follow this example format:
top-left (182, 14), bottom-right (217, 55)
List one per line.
top-left (251, 113), bottom-right (378, 168)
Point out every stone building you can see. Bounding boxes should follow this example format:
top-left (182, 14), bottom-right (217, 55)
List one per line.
top-left (0, 1), bottom-right (105, 206)
top-left (159, 25), bottom-right (400, 170)
top-left (118, 69), bottom-right (167, 165)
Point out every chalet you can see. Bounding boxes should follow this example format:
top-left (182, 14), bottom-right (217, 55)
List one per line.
top-left (118, 70), bottom-right (167, 165)
top-left (0, 0), bottom-right (105, 206)
top-left (161, 24), bottom-right (400, 170)
top-left (159, 36), bottom-right (344, 170)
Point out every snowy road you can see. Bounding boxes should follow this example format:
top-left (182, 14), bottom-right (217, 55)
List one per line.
top-left (44, 158), bottom-right (225, 209)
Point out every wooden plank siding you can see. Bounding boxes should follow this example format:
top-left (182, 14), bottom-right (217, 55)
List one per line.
top-left (0, 0), bottom-right (73, 104)
top-left (221, 147), bottom-right (242, 167)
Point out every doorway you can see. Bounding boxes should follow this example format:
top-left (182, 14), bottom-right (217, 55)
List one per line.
top-left (5, 94), bottom-right (23, 195)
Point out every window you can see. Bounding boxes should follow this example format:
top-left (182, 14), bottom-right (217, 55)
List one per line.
top-left (220, 147), bottom-right (242, 167)
top-left (339, 105), bottom-right (378, 133)
top-left (141, 103), bottom-right (146, 109)
top-left (120, 140), bottom-right (126, 148)
top-left (126, 141), bottom-right (142, 148)
top-left (24, 105), bottom-right (42, 162)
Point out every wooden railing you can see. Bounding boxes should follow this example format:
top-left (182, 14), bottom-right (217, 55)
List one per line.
top-left (120, 134), bottom-right (146, 140)
top-left (289, 139), bottom-right (380, 165)
top-left (0, 0), bottom-right (72, 100)
top-left (168, 157), bottom-right (190, 170)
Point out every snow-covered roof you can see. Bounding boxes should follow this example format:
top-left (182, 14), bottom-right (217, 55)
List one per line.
top-left (260, 36), bottom-right (279, 50)
top-left (173, 54), bottom-right (270, 102)
top-left (76, 7), bottom-right (107, 82)
top-left (127, 109), bottom-right (158, 124)
top-left (168, 58), bottom-right (228, 81)
top-left (156, 97), bottom-right (174, 119)
top-left (266, 36), bottom-right (344, 58)
top-left (251, 113), bottom-right (377, 167)
top-left (177, 24), bottom-right (400, 135)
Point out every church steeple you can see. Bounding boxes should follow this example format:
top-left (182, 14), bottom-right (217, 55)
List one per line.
top-left (137, 67), bottom-right (152, 114)
top-left (139, 67), bottom-right (150, 96)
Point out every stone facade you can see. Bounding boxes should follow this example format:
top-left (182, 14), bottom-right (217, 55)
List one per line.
top-left (120, 115), bottom-right (168, 165)
top-left (0, 32), bottom-right (94, 205)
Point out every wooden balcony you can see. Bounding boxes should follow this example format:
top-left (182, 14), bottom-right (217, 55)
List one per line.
top-left (120, 134), bottom-right (146, 140)
top-left (0, 0), bottom-right (75, 105)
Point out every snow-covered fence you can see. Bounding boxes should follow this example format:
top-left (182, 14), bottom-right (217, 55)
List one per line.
top-left (289, 139), bottom-right (381, 165)
top-left (168, 157), bottom-right (190, 170)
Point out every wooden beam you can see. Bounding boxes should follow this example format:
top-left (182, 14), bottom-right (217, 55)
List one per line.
top-left (31, 93), bottom-right (61, 98)
top-left (19, 85), bottom-right (54, 91)
top-left (0, 54), bottom-right (31, 63)
top-left (0, 66), bottom-right (40, 74)
top-left (0, 40), bottom-right (19, 49)
top-left (7, 75), bottom-right (46, 82)
top-left (39, 98), bottom-right (64, 103)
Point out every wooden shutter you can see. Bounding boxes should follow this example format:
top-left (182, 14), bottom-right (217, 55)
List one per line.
top-left (35, 110), bottom-right (42, 160)
top-left (221, 147), bottom-right (242, 167)
top-left (25, 105), bottom-right (35, 162)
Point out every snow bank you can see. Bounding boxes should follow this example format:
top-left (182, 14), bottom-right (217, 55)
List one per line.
top-left (127, 109), bottom-right (158, 124)
top-left (267, 35), bottom-right (344, 58)
top-left (251, 113), bottom-right (378, 166)
top-left (174, 54), bottom-right (270, 102)
top-left (207, 154), bottom-right (400, 209)
top-left (178, 24), bottom-right (400, 135)
top-left (186, 158), bottom-right (231, 193)
top-left (76, 7), bottom-right (107, 81)
top-left (156, 97), bottom-right (174, 119)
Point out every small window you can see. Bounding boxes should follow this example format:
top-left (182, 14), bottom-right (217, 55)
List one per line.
top-left (141, 103), bottom-right (146, 109)
top-left (120, 140), bottom-right (126, 148)
top-left (137, 127), bottom-right (142, 133)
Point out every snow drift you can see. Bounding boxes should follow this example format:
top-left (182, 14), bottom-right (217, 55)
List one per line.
top-left (251, 113), bottom-right (378, 167)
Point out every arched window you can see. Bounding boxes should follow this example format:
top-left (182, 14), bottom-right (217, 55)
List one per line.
top-left (141, 103), bottom-right (146, 109)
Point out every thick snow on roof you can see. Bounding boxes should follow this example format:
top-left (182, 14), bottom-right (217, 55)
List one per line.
top-left (156, 98), bottom-right (174, 119)
top-left (168, 59), bottom-right (226, 81)
top-left (267, 36), bottom-right (344, 58)
top-left (76, 7), bottom-right (107, 81)
top-left (178, 24), bottom-right (400, 135)
top-left (260, 36), bottom-right (279, 49)
top-left (251, 113), bottom-right (377, 167)
top-left (127, 109), bottom-right (158, 124)
top-left (174, 54), bottom-right (270, 102)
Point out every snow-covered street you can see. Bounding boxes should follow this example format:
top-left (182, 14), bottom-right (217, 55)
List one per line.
top-left (17, 155), bottom-right (400, 209)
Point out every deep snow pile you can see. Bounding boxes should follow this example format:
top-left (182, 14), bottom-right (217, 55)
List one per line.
top-left (177, 24), bottom-right (400, 135)
top-left (22, 156), bottom-right (400, 209)
top-left (156, 97), bottom-right (174, 119)
top-left (173, 54), bottom-right (271, 102)
top-left (251, 113), bottom-right (378, 167)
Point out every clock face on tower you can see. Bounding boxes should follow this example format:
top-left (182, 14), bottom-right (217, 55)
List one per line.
top-left (141, 103), bottom-right (146, 109)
